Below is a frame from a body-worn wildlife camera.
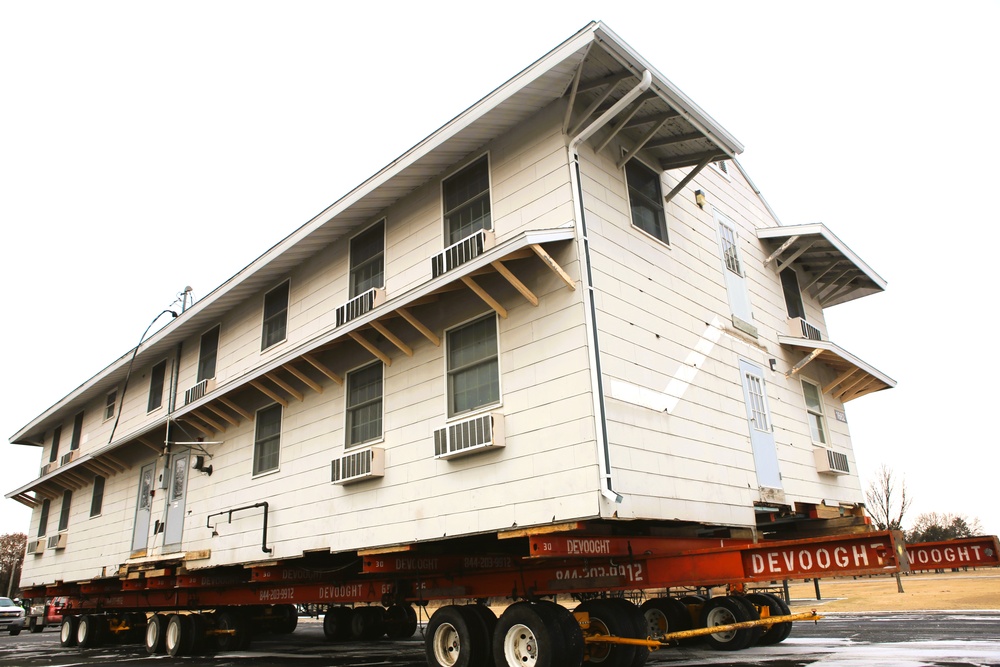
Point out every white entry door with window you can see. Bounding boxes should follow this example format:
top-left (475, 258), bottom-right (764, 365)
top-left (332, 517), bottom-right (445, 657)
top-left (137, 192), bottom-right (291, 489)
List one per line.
top-left (738, 359), bottom-right (782, 490)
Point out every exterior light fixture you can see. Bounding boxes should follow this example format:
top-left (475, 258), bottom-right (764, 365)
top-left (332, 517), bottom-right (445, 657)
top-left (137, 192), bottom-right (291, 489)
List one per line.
top-left (695, 189), bottom-right (706, 208)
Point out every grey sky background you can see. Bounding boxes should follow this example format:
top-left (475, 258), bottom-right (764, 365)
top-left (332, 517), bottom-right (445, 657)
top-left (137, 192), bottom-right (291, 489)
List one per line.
top-left (2, 1), bottom-right (997, 538)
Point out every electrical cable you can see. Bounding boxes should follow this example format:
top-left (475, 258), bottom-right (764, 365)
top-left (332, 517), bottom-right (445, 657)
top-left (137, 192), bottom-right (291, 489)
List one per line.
top-left (106, 309), bottom-right (178, 446)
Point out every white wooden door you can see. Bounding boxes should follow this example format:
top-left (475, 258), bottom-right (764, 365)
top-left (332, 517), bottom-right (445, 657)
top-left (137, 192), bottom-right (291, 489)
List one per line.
top-left (131, 462), bottom-right (155, 554)
top-left (738, 360), bottom-right (782, 489)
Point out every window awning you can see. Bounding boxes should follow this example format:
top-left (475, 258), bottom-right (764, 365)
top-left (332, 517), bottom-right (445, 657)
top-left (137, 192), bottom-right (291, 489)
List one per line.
top-left (758, 223), bottom-right (886, 307)
top-left (778, 336), bottom-right (896, 402)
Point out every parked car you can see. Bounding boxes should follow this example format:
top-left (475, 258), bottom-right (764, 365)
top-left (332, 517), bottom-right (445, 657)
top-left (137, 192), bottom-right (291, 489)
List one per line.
top-left (0, 597), bottom-right (25, 635)
top-left (26, 597), bottom-right (69, 633)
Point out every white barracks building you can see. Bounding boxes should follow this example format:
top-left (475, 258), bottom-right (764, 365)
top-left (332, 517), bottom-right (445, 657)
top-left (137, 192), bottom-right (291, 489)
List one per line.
top-left (8, 22), bottom-right (894, 588)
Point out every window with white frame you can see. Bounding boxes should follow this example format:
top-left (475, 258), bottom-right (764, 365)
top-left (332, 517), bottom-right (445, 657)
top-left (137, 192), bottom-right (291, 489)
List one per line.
top-left (70, 411), bottom-right (84, 451)
top-left (90, 475), bottom-right (105, 517)
top-left (801, 379), bottom-right (827, 444)
top-left (198, 325), bottom-right (221, 382)
top-left (37, 498), bottom-right (50, 537)
top-left (261, 281), bottom-right (289, 350)
top-left (57, 490), bottom-right (72, 531)
top-left (350, 220), bottom-right (385, 298)
top-left (345, 362), bottom-right (383, 447)
top-left (443, 155), bottom-right (491, 246)
top-left (780, 269), bottom-right (806, 320)
top-left (253, 404), bottom-right (282, 476)
top-left (49, 426), bottom-right (61, 463)
top-left (104, 389), bottom-right (117, 421)
top-left (447, 314), bottom-right (500, 417)
top-left (624, 159), bottom-right (668, 244)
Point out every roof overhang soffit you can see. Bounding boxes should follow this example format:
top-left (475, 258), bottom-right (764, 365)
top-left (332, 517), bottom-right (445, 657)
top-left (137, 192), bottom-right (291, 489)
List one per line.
top-left (779, 336), bottom-right (896, 402)
top-left (758, 224), bottom-right (887, 307)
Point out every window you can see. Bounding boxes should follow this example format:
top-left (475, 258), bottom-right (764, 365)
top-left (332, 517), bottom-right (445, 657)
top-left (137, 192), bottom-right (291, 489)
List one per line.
top-left (715, 213), bottom-right (755, 334)
top-left (37, 499), bottom-right (50, 537)
top-left (346, 362), bottom-right (383, 447)
top-left (104, 389), bottom-right (117, 421)
top-left (90, 476), bottom-right (105, 517)
top-left (70, 411), bottom-right (83, 451)
top-left (447, 315), bottom-right (500, 417)
top-left (350, 221), bottom-right (385, 297)
top-left (443, 155), bottom-right (491, 246)
top-left (197, 325), bottom-right (221, 382)
top-left (261, 281), bottom-right (289, 350)
top-left (719, 222), bottom-right (743, 276)
top-left (780, 269), bottom-right (806, 320)
top-left (148, 360), bottom-right (167, 412)
top-left (58, 490), bottom-right (72, 531)
top-left (253, 404), bottom-right (282, 476)
top-left (802, 380), bottom-right (827, 444)
top-left (625, 159), bottom-right (668, 244)
top-left (49, 426), bottom-right (61, 464)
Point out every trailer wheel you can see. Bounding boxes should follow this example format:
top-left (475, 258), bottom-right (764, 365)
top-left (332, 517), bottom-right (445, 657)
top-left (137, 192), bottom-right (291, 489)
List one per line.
top-left (9, 625), bottom-right (21, 636)
top-left (640, 597), bottom-right (692, 640)
top-left (59, 615), bottom-right (78, 647)
top-left (272, 604), bottom-right (298, 634)
top-left (729, 596), bottom-right (763, 646)
top-left (699, 597), bottom-right (754, 651)
top-left (535, 600), bottom-right (584, 667)
top-left (186, 614), bottom-right (207, 654)
top-left (746, 593), bottom-right (793, 645)
top-left (215, 609), bottom-right (248, 651)
top-left (575, 599), bottom-right (639, 667)
top-left (323, 606), bottom-right (353, 642)
top-left (493, 602), bottom-right (566, 667)
top-left (350, 605), bottom-right (386, 640)
top-left (385, 604), bottom-right (418, 639)
top-left (165, 614), bottom-right (190, 657)
top-left (77, 614), bottom-right (105, 648)
top-left (124, 612), bottom-right (146, 644)
top-left (144, 614), bottom-right (167, 654)
top-left (426, 605), bottom-right (487, 667)
top-left (29, 616), bottom-right (43, 633)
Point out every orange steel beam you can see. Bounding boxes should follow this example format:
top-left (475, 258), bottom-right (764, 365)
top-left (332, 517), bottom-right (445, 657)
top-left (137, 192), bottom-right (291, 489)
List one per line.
top-left (905, 536), bottom-right (999, 570)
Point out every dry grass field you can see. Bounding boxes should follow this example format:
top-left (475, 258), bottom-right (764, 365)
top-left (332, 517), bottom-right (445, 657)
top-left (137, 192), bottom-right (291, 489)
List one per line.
top-left (783, 568), bottom-right (1000, 612)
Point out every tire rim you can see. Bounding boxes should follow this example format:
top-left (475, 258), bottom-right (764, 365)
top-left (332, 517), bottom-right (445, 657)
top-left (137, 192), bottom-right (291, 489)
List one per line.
top-left (705, 606), bottom-right (738, 642)
top-left (60, 620), bottom-right (71, 643)
top-left (76, 618), bottom-right (88, 644)
top-left (166, 619), bottom-right (180, 650)
top-left (644, 608), bottom-right (667, 638)
top-left (584, 617), bottom-right (612, 661)
top-left (431, 622), bottom-right (461, 666)
top-left (145, 621), bottom-right (158, 649)
top-left (502, 622), bottom-right (538, 666)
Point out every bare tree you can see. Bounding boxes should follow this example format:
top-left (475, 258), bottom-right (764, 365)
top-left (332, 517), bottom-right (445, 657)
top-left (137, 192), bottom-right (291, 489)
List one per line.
top-left (0, 533), bottom-right (27, 596)
top-left (907, 512), bottom-right (984, 543)
top-left (865, 464), bottom-right (911, 531)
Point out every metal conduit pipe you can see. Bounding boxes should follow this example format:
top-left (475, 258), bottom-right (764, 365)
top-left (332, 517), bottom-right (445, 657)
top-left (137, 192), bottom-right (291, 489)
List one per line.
top-left (567, 70), bottom-right (652, 504)
top-left (206, 501), bottom-right (273, 553)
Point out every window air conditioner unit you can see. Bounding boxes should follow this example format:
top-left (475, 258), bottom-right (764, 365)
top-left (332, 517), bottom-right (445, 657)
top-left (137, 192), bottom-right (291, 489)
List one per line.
top-left (787, 317), bottom-right (823, 341)
top-left (434, 412), bottom-right (505, 460)
top-left (184, 378), bottom-right (216, 405)
top-left (335, 287), bottom-right (386, 327)
top-left (814, 447), bottom-right (850, 475)
top-left (40, 461), bottom-right (58, 476)
top-left (431, 229), bottom-right (495, 278)
top-left (47, 533), bottom-right (68, 550)
top-left (26, 539), bottom-right (44, 555)
top-left (331, 447), bottom-right (385, 485)
top-left (60, 450), bottom-right (79, 466)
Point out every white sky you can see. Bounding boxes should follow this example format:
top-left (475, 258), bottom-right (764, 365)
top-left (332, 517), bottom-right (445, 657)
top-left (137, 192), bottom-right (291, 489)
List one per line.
top-left (2, 1), bottom-right (997, 541)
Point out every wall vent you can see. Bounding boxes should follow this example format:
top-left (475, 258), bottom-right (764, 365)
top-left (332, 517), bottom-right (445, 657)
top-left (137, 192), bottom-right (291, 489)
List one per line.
top-left (787, 317), bottom-right (823, 341)
top-left (59, 450), bottom-right (79, 466)
top-left (434, 412), bottom-right (505, 460)
top-left (431, 230), bottom-right (495, 278)
top-left (331, 447), bottom-right (385, 484)
top-left (47, 533), bottom-right (68, 550)
top-left (40, 461), bottom-right (58, 476)
top-left (814, 447), bottom-right (850, 475)
top-left (26, 539), bottom-right (44, 555)
top-left (336, 287), bottom-right (386, 328)
top-left (184, 378), bottom-right (216, 405)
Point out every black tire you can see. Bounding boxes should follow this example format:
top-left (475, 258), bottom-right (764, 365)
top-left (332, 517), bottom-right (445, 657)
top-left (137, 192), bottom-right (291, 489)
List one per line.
top-left (215, 609), bottom-right (248, 651)
top-left (384, 604), bottom-right (418, 639)
top-left (145, 613), bottom-right (167, 654)
top-left (639, 597), bottom-right (692, 640)
top-left (729, 596), bottom-right (763, 647)
top-left (185, 614), bottom-right (206, 654)
top-left (77, 614), bottom-right (104, 648)
top-left (575, 599), bottom-right (638, 667)
top-left (350, 605), bottom-right (385, 640)
top-left (323, 606), bottom-right (353, 642)
top-left (9, 626), bottom-right (21, 636)
top-left (272, 604), bottom-right (298, 634)
top-left (603, 598), bottom-right (648, 667)
top-left (536, 600), bottom-right (585, 667)
top-left (124, 612), bottom-right (146, 643)
top-left (425, 605), bottom-right (485, 667)
top-left (29, 616), bottom-right (43, 633)
top-left (492, 602), bottom-right (566, 667)
top-left (746, 592), bottom-right (793, 645)
top-left (59, 615), bottom-right (78, 647)
top-left (699, 597), bottom-right (754, 651)
top-left (165, 614), bottom-right (189, 657)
